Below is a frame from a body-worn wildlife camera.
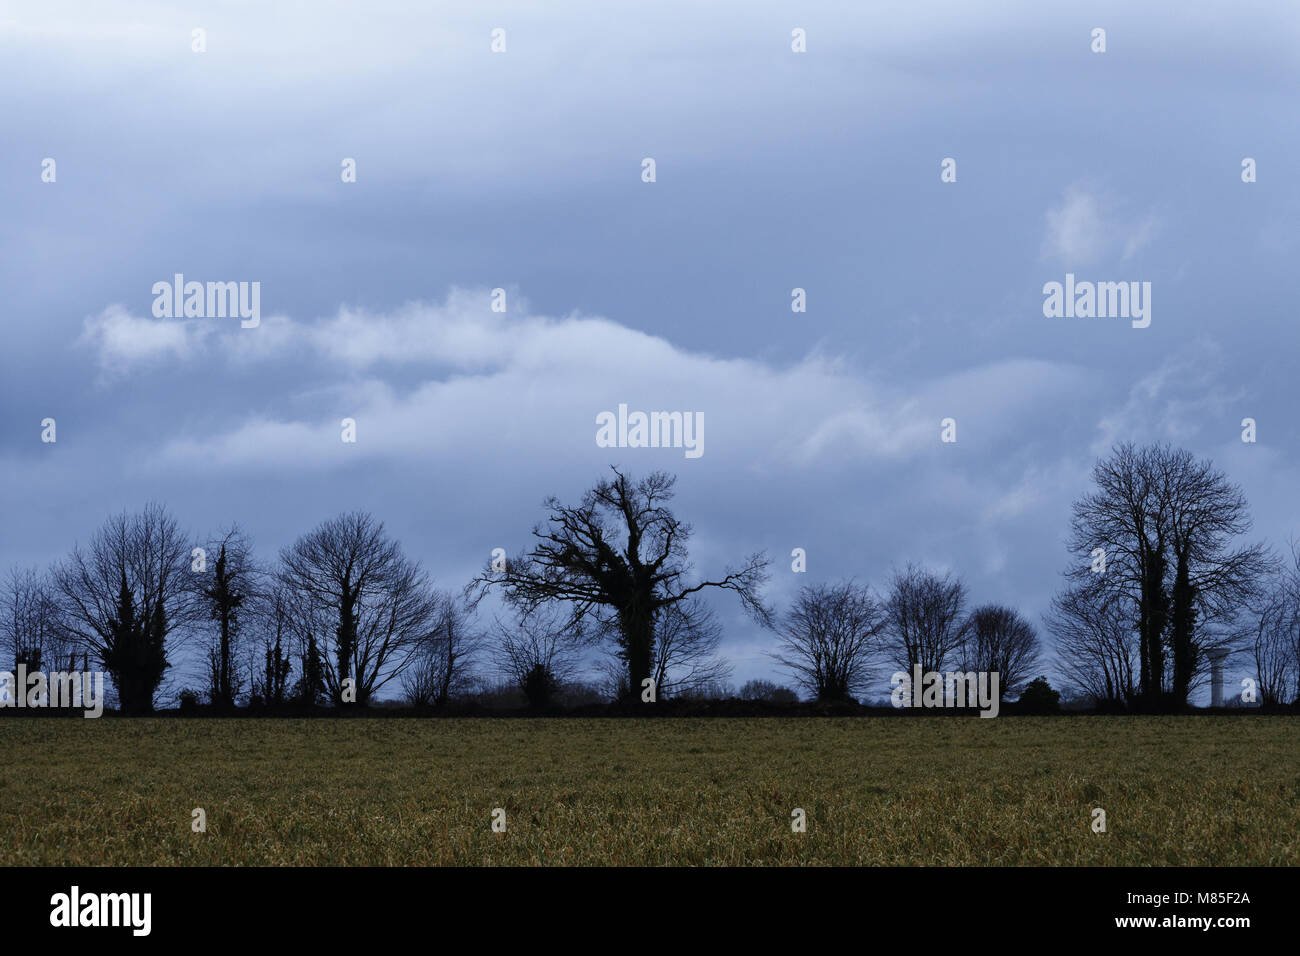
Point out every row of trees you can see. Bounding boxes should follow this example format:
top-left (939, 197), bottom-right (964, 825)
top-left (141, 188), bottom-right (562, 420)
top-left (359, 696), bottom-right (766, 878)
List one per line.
top-left (772, 573), bottom-right (1040, 702)
top-left (2, 508), bottom-right (475, 714)
top-left (3, 445), bottom-right (1297, 713)
top-left (0, 469), bottom-right (1030, 714)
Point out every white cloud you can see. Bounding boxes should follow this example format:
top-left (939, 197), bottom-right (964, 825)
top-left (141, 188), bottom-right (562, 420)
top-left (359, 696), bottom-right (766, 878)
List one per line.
top-left (146, 291), bottom-right (1089, 476)
top-left (1042, 184), bottom-right (1160, 266)
top-left (1043, 186), bottom-right (1107, 264)
top-left (77, 305), bottom-right (210, 378)
top-left (1091, 339), bottom-right (1242, 454)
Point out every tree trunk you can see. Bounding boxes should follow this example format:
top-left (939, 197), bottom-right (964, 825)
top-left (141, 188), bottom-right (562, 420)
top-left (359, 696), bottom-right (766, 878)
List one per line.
top-left (1170, 550), bottom-right (1196, 706)
top-left (337, 588), bottom-right (356, 705)
top-left (1139, 541), bottom-right (1168, 709)
top-left (219, 606), bottom-right (231, 709)
top-left (619, 600), bottom-right (655, 701)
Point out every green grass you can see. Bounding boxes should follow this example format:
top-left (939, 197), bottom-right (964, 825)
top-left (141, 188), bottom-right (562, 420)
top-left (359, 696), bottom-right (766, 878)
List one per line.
top-left (0, 717), bottom-right (1295, 865)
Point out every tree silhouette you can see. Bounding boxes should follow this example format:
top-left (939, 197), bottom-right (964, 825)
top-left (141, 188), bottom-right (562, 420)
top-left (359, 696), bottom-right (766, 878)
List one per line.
top-left (1246, 542), bottom-right (1300, 709)
top-left (2, 565), bottom-right (69, 678)
top-left (1045, 582), bottom-right (1138, 709)
top-left (771, 580), bottom-right (883, 701)
top-left (296, 632), bottom-right (325, 707)
top-left (198, 526), bottom-right (258, 710)
top-left (882, 563), bottom-right (968, 676)
top-left (494, 604), bottom-right (580, 710)
top-left (53, 503), bottom-right (191, 715)
top-left (472, 468), bottom-right (769, 702)
top-left (961, 604), bottom-right (1040, 701)
top-left (403, 593), bottom-right (482, 708)
top-left (102, 572), bottom-right (168, 715)
top-left (1065, 443), bottom-right (1271, 709)
top-left (279, 512), bottom-right (439, 706)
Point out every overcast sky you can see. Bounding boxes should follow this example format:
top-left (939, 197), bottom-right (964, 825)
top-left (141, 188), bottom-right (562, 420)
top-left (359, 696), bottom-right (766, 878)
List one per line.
top-left (2, 1), bottom-right (1297, 700)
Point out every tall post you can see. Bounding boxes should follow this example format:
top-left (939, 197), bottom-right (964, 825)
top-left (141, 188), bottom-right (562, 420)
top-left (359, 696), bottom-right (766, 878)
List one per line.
top-left (1208, 649), bottom-right (1228, 708)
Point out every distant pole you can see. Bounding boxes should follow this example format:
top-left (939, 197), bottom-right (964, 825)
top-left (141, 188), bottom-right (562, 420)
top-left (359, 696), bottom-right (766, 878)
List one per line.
top-left (1208, 649), bottom-right (1229, 708)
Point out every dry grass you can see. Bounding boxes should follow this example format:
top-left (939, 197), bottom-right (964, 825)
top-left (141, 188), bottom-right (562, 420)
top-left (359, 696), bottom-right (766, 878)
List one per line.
top-left (0, 716), bottom-right (1295, 865)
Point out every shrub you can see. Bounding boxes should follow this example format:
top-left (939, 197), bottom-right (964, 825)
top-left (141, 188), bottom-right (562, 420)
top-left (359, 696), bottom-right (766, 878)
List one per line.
top-left (739, 679), bottom-right (799, 705)
top-left (1017, 676), bottom-right (1060, 715)
top-left (522, 664), bottom-right (560, 710)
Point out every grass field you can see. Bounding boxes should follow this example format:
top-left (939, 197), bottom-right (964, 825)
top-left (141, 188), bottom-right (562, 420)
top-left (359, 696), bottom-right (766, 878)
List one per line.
top-left (0, 717), bottom-right (1296, 865)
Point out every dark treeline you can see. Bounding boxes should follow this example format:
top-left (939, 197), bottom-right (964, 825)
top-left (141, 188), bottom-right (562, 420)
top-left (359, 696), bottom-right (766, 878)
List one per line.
top-left (3, 443), bottom-right (1298, 716)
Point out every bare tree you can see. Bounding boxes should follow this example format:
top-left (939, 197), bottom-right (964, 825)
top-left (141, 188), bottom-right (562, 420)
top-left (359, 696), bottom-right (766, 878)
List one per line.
top-left (1067, 443), bottom-right (1167, 703)
top-left (1247, 542), bottom-right (1300, 709)
top-left (593, 654), bottom-right (632, 702)
top-left (271, 579), bottom-right (328, 706)
top-left (403, 592), bottom-right (482, 708)
top-left (771, 580), bottom-right (884, 701)
top-left (650, 598), bottom-right (732, 698)
top-left (960, 604), bottom-right (1040, 701)
top-left (882, 563), bottom-right (967, 676)
top-left (250, 581), bottom-right (294, 706)
top-left (1251, 601), bottom-right (1296, 709)
top-left (296, 630), bottom-right (326, 707)
top-left (1160, 449), bottom-right (1273, 702)
top-left (196, 525), bottom-right (261, 710)
top-left (1066, 443), bottom-right (1271, 708)
top-left (738, 679), bottom-right (798, 704)
top-left (586, 598), bottom-right (733, 701)
top-left (279, 512), bottom-right (439, 706)
top-left (469, 468), bottom-right (769, 702)
top-left (52, 503), bottom-right (194, 714)
top-left (2, 565), bottom-right (70, 673)
top-left (495, 604), bottom-right (581, 710)
top-left (1045, 582), bottom-right (1138, 709)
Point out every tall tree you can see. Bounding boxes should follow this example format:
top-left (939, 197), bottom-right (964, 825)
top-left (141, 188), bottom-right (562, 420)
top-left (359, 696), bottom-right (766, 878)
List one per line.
top-left (279, 512), bottom-right (439, 706)
top-left (960, 604), bottom-right (1040, 701)
top-left (104, 574), bottom-right (169, 714)
top-left (470, 469), bottom-right (769, 702)
top-left (1045, 582), bottom-right (1139, 709)
top-left (258, 636), bottom-right (293, 706)
top-left (1160, 450), bottom-right (1271, 703)
top-left (2, 565), bottom-right (68, 675)
top-left (53, 503), bottom-right (193, 714)
top-left (197, 526), bottom-right (258, 710)
top-left (649, 598), bottom-right (732, 699)
top-left (296, 631), bottom-right (325, 707)
top-left (404, 593), bottom-right (483, 708)
top-left (882, 563), bottom-right (967, 675)
top-left (252, 583), bottom-right (294, 706)
top-left (1246, 542), bottom-right (1300, 709)
top-left (1066, 444), bottom-right (1165, 702)
top-left (1065, 443), bottom-right (1270, 709)
top-left (771, 580), bottom-right (884, 701)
